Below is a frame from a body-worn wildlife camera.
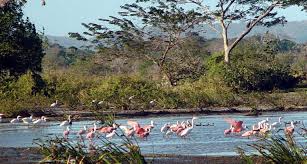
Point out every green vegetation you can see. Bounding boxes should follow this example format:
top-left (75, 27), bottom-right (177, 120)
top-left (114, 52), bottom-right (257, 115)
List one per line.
top-left (0, 0), bottom-right (306, 117)
top-left (238, 135), bottom-right (307, 164)
top-left (0, 0), bottom-right (44, 83)
top-left (36, 136), bottom-right (146, 164)
top-left (207, 35), bottom-right (299, 91)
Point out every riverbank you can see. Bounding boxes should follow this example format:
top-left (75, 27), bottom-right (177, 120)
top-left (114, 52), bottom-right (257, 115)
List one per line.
top-left (0, 147), bottom-right (263, 164)
top-left (2, 105), bottom-right (307, 121)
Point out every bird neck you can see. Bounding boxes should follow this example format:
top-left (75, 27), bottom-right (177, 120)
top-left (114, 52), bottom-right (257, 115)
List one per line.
top-left (191, 118), bottom-right (195, 128)
top-left (151, 121), bottom-right (154, 127)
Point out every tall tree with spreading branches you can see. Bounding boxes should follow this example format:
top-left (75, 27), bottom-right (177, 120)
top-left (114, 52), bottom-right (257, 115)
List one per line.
top-left (177, 0), bottom-right (307, 63)
top-left (70, 0), bottom-right (208, 86)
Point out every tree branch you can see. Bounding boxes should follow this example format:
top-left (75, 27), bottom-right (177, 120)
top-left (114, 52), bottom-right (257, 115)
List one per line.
top-left (227, 1), bottom-right (280, 53)
top-left (223, 0), bottom-right (235, 15)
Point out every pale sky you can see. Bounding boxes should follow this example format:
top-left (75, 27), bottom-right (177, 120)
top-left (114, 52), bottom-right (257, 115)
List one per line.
top-left (24, 0), bottom-right (307, 36)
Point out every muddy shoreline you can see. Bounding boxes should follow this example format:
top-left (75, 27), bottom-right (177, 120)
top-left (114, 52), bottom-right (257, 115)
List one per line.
top-left (0, 147), bottom-right (263, 164)
top-left (3, 105), bottom-right (307, 121)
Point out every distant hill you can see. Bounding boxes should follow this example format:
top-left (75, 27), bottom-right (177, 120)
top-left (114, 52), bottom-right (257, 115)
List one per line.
top-left (46, 35), bottom-right (91, 48)
top-left (197, 20), bottom-right (307, 43)
top-left (47, 20), bottom-right (307, 48)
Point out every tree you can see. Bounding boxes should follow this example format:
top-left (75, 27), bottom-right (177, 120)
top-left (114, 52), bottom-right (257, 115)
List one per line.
top-left (0, 0), bottom-right (44, 84)
top-left (70, 0), bottom-right (207, 86)
top-left (179, 0), bottom-right (307, 63)
top-left (0, 0), bottom-right (45, 7)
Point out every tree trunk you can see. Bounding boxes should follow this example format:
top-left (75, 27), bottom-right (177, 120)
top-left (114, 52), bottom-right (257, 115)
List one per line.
top-left (221, 20), bottom-right (230, 63)
top-left (224, 49), bottom-right (230, 63)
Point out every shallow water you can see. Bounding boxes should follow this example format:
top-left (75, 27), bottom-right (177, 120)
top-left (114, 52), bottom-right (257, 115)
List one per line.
top-left (0, 112), bottom-right (306, 156)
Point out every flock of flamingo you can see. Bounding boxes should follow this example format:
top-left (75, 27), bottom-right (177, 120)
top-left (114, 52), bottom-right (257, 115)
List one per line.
top-left (0, 112), bottom-right (303, 143)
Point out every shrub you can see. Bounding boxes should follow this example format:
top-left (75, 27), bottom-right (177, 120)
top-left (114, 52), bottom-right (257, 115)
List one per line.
top-left (0, 72), bottom-right (49, 116)
top-left (206, 42), bottom-right (299, 91)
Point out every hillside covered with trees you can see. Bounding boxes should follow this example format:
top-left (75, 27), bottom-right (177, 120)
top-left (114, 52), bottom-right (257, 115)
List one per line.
top-left (0, 0), bottom-right (306, 117)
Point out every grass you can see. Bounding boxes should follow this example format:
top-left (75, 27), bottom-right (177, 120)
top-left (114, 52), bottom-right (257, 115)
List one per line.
top-left (35, 135), bottom-right (146, 164)
top-left (237, 133), bottom-right (307, 164)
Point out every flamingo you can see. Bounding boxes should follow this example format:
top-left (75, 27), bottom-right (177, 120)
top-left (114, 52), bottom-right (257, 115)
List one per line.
top-left (33, 116), bottom-right (47, 125)
top-left (63, 126), bottom-right (70, 139)
top-left (258, 118), bottom-right (269, 129)
top-left (169, 121), bottom-right (181, 133)
top-left (119, 125), bottom-right (135, 137)
top-left (78, 126), bottom-right (87, 136)
top-left (99, 123), bottom-right (117, 134)
top-left (285, 121), bottom-right (295, 136)
top-left (271, 117), bottom-right (283, 129)
top-left (160, 123), bottom-right (170, 133)
top-left (127, 120), bottom-right (150, 139)
top-left (22, 115), bottom-right (33, 124)
top-left (60, 115), bottom-right (72, 127)
top-left (224, 125), bottom-right (234, 135)
top-left (86, 128), bottom-right (96, 141)
top-left (224, 117), bottom-right (244, 133)
top-left (259, 123), bottom-right (272, 135)
top-left (143, 120), bottom-right (156, 132)
top-left (106, 130), bottom-right (116, 139)
top-left (0, 114), bottom-right (4, 123)
top-left (88, 123), bottom-right (97, 132)
top-left (50, 100), bottom-right (59, 108)
top-left (242, 125), bottom-right (258, 137)
top-left (10, 116), bottom-right (22, 123)
top-left (178, 117), bottom-right (198, 137)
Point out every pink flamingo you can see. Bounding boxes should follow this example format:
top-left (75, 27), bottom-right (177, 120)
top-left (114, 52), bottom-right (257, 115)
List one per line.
top-left (242, 125), bottom-right (258, 137)
top-left (285, 121), bottom-right (295, 136)
top-left (86, 128), bottom-right (96, 141)
top-left (63, 126), bottom-right (70, 139)
top-left (178, 117), bottom-right (198, 137)
top-left (224, 125), bottom-right (234, 135)
top-left (143, 120), bottom-right (155, 132)
top-left (224, 117), bottom-right (244, 133)
top-left (99, 123), bottom-right (117, 134)
top-left (127, 120), bottom-right (150, 139)
top-left (78, 126), bottom-right (87, 136)
top-left (119, 125), bottom-right (135, 138)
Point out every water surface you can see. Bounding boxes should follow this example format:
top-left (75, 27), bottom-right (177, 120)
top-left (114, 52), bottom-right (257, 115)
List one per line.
top-left (0, 112), bottom-right (306, 156)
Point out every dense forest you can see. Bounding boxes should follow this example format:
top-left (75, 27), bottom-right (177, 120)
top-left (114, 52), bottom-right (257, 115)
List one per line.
top-left (0, 0), bottom-right (306, 117)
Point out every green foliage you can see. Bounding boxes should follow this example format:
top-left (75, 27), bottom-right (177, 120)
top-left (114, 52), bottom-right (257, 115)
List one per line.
top-left (238, 135), bottom-right (307, 164)
top-left (0, 0), bottom-right (44, 81)
top-left (206, 41), bottom-right (299, 91)
top-left (84, 76), bottom-right (170, 110)
top-left (36, 136), bottom-right (146, 164)
top-left (0, 72), bottom-right (49, 116)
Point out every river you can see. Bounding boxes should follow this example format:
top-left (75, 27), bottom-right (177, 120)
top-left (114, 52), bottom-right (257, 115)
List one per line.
top-left (0, 112), bottom-right (306, 156)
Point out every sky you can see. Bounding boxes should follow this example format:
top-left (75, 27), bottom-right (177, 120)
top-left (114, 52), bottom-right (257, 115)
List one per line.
top-left (24, 0), bottom-right (307, 36)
